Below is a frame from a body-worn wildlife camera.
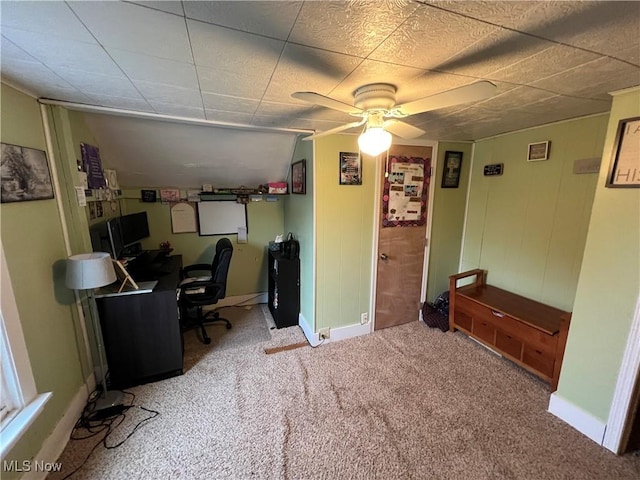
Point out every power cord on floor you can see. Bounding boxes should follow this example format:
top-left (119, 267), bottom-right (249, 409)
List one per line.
top-left (59, 389), bottom-right (159, 479)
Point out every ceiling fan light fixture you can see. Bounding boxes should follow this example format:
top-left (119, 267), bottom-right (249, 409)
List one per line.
top-left (358, 127), bottom-right (392, 156)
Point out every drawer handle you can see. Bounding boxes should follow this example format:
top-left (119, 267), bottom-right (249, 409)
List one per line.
top-left (491, 310), bottom-right (505, 317)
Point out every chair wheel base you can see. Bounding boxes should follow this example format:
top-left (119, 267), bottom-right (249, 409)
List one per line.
top-left (203, 337), bottom-right (212, 344)
top-left (226, 323), bottom-right (232, 330)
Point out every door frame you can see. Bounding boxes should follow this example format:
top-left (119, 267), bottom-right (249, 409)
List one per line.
top-left (369, 140), bottom-right (439, 331)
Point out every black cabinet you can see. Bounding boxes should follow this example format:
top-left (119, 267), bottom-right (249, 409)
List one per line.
top-left (268, 250), bottom-right (300, 328)
top-left (96, 255), bottom-right (183, 389)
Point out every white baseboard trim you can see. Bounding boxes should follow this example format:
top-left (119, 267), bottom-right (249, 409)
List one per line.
top-left (548, 392), bottom-right (607, 446)
top-left (22, 377), bottom-right (91, 480)
top-left (203, 292), bottom-right (267, 311)
top-left (300, 315), bottom-right (371, 347)
top-left (299, 313), bottom-right (320, 346)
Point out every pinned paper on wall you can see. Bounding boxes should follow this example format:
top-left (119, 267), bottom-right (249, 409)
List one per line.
top-left (237, 226), bottom-right (247, 243)
top-left (170, 202), bottom-right (197, 233)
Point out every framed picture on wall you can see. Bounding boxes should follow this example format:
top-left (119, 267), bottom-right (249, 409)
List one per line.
top-left (441, 151), bottom-right (463, 188)
top-left (1, 143), bottom-right (54, 203)
top-left (339, 151), bottom-right (362, 185)
top-left (606, 116), bottom-right (640, 188)
top-left (291, 159), bottom-right (306, 194)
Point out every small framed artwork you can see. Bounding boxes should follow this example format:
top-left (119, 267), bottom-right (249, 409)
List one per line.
top-left (527, 141), bottom-right (551, 161)
top-left (339, 151), bottom-right (362, 185)
top-left (291, 159), bottom-right (306, 194)
top-left (441, 151), bottom-right (463, 188)
top-left (1, 143), bottom-right (54, 203)
top-left (606, 116), bottom-right (640, 188)
top-left (141, 189), bottom-right (157, 202)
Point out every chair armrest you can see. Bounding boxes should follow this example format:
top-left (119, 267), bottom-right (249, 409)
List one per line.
top-left (183, 264), bottom-right (211, 276)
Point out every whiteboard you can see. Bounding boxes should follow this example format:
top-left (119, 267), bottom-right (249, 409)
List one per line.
top-left (197, 201), bottom-right (247, 236)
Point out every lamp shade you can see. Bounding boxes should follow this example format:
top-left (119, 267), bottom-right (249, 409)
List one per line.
top-left (358, 127), bottom-right (392, 156)
top-left (66, 252), bottom-right (117, 290)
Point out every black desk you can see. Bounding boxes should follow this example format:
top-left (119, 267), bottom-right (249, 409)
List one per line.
top-left (96, 254), bottom-right (183, 389)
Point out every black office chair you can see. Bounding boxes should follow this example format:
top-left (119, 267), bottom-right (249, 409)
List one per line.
top-left (179, 238), bottom-right (233, 344)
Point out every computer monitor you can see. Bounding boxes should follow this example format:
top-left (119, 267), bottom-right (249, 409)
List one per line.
top-left (119, 211), bottom-right (150, 248)
top-left (106, 217), bottom-right (124, 259)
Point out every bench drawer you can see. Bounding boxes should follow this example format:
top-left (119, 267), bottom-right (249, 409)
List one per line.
top-left (522, 345), bottom-right (555, 378)
top-left (495, 330), bottom-right (523, 360)
top-left (472, 318), bottom-right (495, 344)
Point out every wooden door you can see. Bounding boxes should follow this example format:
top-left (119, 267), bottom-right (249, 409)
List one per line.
top-left (374, 145), bottom-right (432, 330)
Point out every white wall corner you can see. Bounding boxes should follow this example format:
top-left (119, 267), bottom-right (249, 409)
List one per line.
top-left (21, 377), bottom-right (92, 480)
top-left (300, 315), bottom-right (372, 347)
top-left (548, 392), bottom-right (607, 446)
top-left (603, 294), bottom-right (640, 453)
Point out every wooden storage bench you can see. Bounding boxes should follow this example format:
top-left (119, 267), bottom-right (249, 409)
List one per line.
top-left (449, 269), bottom-right (571, 391)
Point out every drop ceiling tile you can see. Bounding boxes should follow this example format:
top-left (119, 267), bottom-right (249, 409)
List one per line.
top-left (87, 93), bottom-right (154, 112)
top-left (197, 65), bottom-right (268, 99)
top-left (202, 92), bottom-right (259, 114)
top-left (1, 36), bottom-right (39, 63)
top-left (188, 19), bottom-right (284, 73)
top-left (251, 115), bottom-right (291, 129)
top-left (204, 110), bottom-right (254, 125)
top-left (134, 81), bottom-right (204, 108)
top-left (262, 43), bottom-right (363, 104)
top-left (423, 1), bottom-right (539, 26)
top-left (69, 2), bottom-right (192, 62)
top-left (488, 45), bottom-right (602, 85)
top-left (0, 58), bottom-right (75, 91)
top-left (54, 68), bottom-right (140, 98)
top-left (184, 1), bottom-right (302, 40)
top-left (107, 48), bottom-right (199, 90)
top-left (129, 1), bottom-right (185, 16)
top-left (512, 95), bottom-right (611, 119)
top-left (2, 27), bottom-right (122, 76)
top-left (369, 7), bottom-right (497, 70)
top-left (529, 58), bottom-right (640, 101)
top-left (0, 1), bottom-right (95, 43)
top-left (473, 85), bottom-right (557, 112)
top-left (516, 2), bottom-right (640, 61)
top-left (433, 29), bottom-right (552, 78)
top-left (150, 102), bottom-right (206, 119)
top-left (289, 0), bottom-right (419, 57)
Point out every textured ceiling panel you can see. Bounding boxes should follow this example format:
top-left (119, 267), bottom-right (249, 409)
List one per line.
top-left (183, 1), bottom-right (302, 40)
top-left (69, 2), bottom-right (193, 63)
top-left (1, 0), bottom-right (638, 187)
top-left (107, 49), bottom-right (199, 91)
top-left (262, 44), bottom-right (363, 104)
top-left (369, 7), bottom-right (497, 70)
top-left (290, 0), bottom-right (419, 57)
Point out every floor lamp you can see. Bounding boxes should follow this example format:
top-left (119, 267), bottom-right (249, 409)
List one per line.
top-left (66, 252), bottom-right (122, 411)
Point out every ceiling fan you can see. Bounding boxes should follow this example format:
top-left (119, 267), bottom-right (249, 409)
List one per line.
top-left (292, 81), bottom-right (497, 155)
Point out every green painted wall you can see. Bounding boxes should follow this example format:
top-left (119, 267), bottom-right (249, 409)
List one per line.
top-left (557, 89), bottom-right (640, 422)
top-left (0, 85), bottom-right (84, 473)
top-left (118, 192), bottom-right (284, 296)
top-left (283, 137), bottom-right (314, 328)
top-left (461, 115), bottom-right (607, 311)
top-left (426, 142), bottom-right (474, 302)
top-left (315, 135), bottom-right (376, 331)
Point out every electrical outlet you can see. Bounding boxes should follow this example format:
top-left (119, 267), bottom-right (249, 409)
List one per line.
top-left (319, 328), bottom-right (330, 339)
top-left (361, 312), bottom-right (369, 324)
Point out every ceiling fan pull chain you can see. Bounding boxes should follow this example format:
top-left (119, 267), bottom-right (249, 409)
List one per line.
top-left (385, 150), bottom-right (390, 178)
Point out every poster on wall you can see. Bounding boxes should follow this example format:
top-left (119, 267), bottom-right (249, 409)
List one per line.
top-left (382, 155), bottom-right (430, 227)
top-left (81, 143), bottom-right (106, 189)
top-left (0, 143), bottom-right (54, 203)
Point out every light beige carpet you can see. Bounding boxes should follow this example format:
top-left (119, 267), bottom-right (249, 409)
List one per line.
top-left (51, 311), bottom-right (639, 480)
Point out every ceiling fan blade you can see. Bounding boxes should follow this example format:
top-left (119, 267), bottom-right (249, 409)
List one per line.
top-left (383, 119), bottom-right (425, 139)
top-left (292, 91), bottom-right (363, 115)
top-left (302, 119), bottom-right (367, 140)
top-left (394, 81), bottom-right (497, 116)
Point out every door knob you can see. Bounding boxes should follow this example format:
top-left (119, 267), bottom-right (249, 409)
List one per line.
top-left (380, 253), bottom-right (389, 261)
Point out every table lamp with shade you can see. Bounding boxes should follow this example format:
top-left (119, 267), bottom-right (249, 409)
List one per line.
top-left (65, 252), bottom-right (122, 410)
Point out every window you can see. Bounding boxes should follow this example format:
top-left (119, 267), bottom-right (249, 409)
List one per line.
top-left (0, 241), bottom-right (51, 458)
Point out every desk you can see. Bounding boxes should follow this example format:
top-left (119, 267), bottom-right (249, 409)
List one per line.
top-left (96, 254), bottom-right (183, 389)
